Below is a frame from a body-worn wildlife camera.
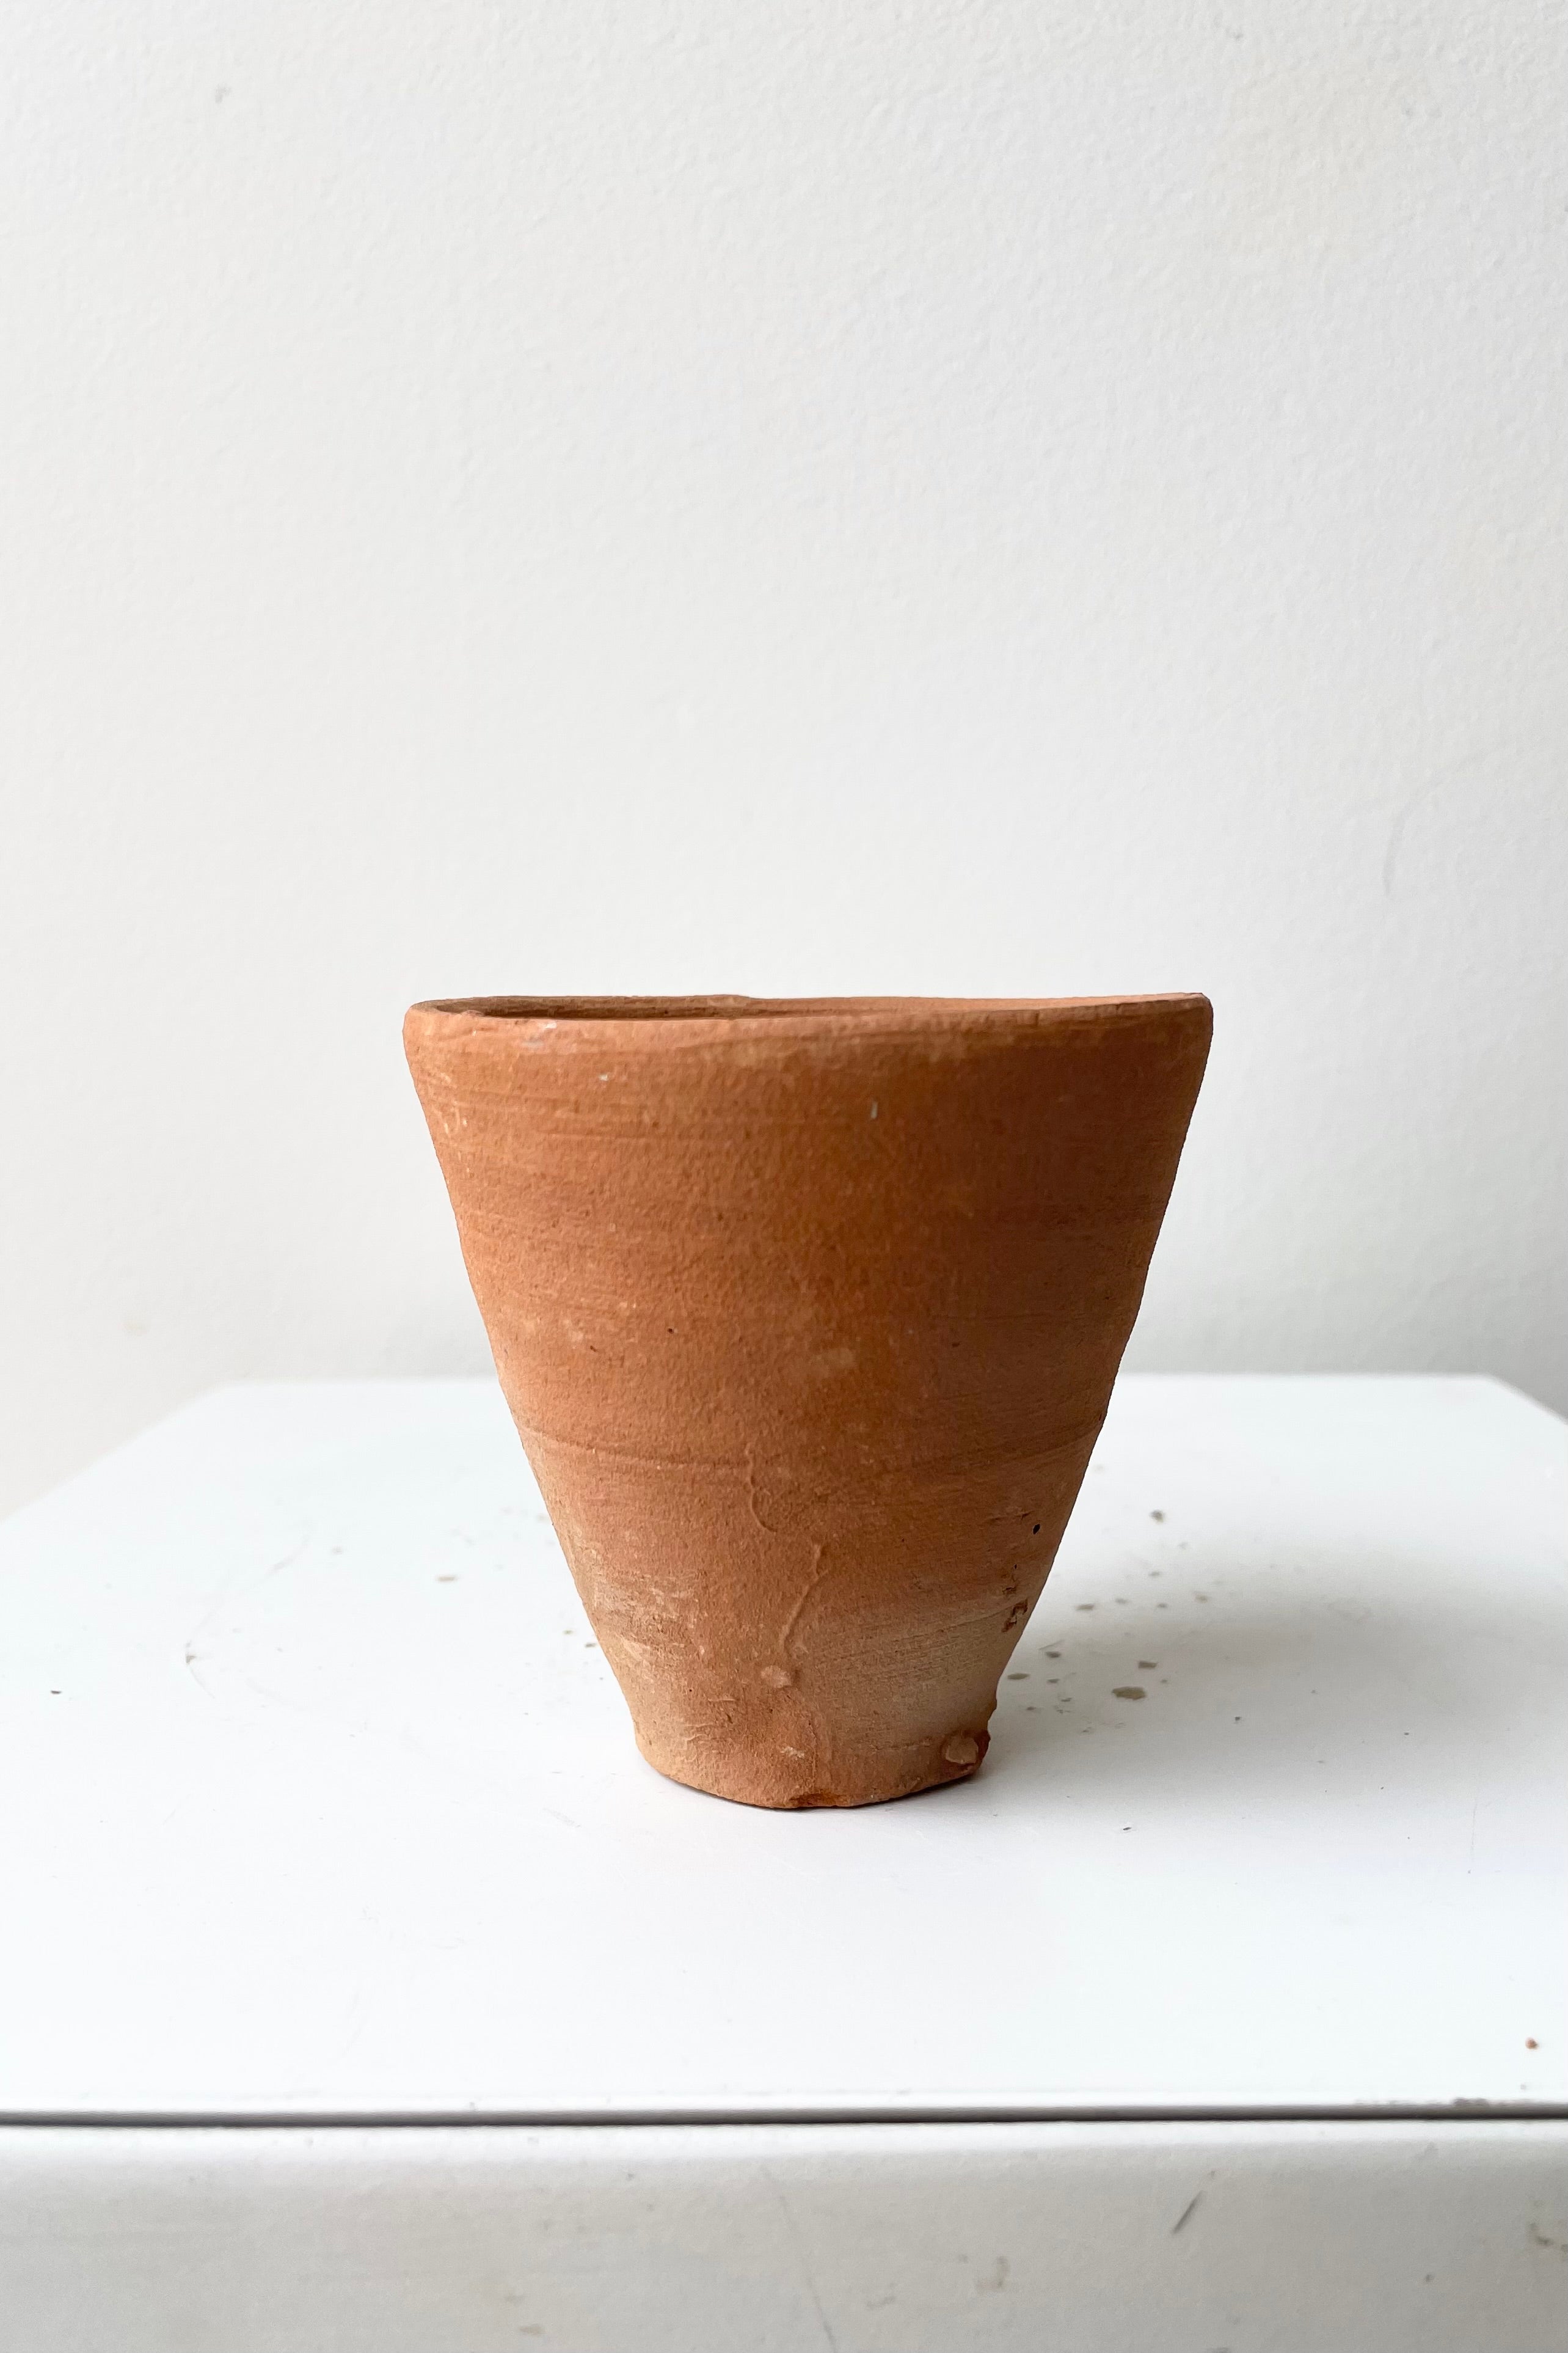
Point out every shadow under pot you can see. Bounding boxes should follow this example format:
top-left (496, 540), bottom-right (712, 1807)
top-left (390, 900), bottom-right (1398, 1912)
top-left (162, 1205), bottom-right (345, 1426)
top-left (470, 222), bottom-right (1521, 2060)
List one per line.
top-left (404, 992), bottom-right (1211, 1809)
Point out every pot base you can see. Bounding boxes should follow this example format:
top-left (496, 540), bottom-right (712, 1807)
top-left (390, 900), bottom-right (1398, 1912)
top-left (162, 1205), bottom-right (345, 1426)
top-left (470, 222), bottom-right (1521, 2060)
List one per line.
top-left (635, 1723), bottom-right (993, 1810)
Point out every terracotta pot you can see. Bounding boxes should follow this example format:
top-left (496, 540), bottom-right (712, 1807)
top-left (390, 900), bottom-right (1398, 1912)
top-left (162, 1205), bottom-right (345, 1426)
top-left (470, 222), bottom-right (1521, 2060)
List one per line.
top-left (404, 994), bottom-right (1211, 1809)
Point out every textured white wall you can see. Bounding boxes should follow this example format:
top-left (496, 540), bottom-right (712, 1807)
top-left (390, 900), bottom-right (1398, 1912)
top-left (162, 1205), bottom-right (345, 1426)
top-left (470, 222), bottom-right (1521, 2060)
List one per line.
top-left (2, 4), bottom-right (1565, 1513)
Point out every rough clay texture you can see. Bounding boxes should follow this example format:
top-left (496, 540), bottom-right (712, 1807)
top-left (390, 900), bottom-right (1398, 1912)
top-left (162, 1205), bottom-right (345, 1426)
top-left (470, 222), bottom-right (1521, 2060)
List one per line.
top-left (404, 995), bottom-right (1211, 1809)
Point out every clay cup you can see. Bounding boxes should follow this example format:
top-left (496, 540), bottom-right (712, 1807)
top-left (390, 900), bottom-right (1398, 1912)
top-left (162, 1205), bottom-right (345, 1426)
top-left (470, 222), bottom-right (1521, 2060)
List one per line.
top-left (404, 994), bottom-right (1211, 1808)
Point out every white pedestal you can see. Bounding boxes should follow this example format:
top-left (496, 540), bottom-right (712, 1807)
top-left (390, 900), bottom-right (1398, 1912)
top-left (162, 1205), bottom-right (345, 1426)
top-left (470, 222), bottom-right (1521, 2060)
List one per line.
top-left (2, 1376), bottom-right (1564, 2349)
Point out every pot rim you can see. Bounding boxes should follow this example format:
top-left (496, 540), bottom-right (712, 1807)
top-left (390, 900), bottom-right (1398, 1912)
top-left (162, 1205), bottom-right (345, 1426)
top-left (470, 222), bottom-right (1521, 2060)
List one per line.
top-left (406, 992), bottom-right (1210, 1037)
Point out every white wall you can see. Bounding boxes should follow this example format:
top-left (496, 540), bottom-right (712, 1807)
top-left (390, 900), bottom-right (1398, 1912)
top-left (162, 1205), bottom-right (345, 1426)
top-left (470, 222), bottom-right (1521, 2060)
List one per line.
top-left (2, 3), bottom-right (1564, 1515)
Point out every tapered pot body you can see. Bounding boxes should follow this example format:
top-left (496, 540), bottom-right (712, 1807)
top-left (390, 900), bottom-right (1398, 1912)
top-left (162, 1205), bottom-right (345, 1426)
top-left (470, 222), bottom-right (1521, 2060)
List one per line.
top-left (405, 995), bottom-right (1211, 1808)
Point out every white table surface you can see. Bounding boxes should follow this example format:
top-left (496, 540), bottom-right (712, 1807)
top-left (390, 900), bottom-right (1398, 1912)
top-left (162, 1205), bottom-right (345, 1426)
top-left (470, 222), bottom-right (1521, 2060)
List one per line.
top-left (2, 1372), bottom-right (1563, 2126)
